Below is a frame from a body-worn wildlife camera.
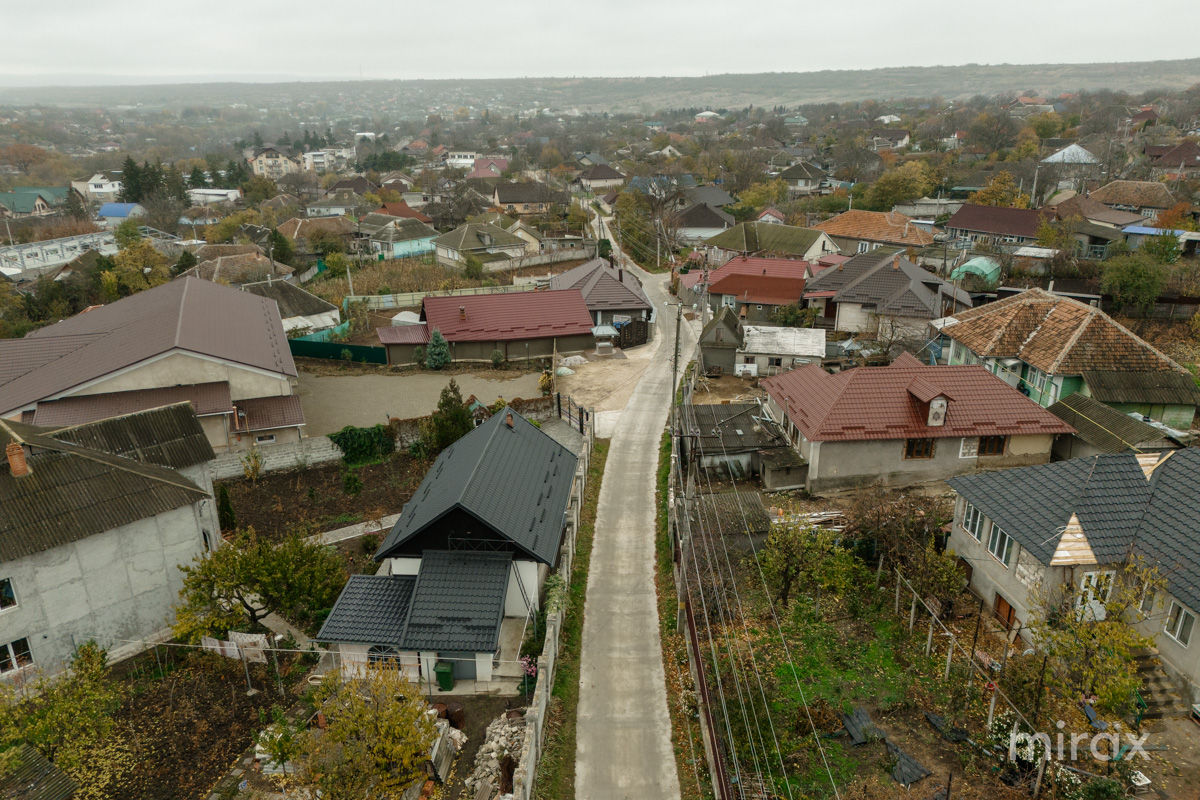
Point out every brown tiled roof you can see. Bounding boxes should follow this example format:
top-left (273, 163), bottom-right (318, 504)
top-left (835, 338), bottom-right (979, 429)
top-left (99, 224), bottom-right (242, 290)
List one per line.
top-left (1150, 140), bottom-right (1200, 169)
top-left (0, 278), bottom-right (295, 416)
top-left (1088, 180), bottom-right (1176, 210)
top-left (550, 258), bottom-right (652, 311)
top-left (708, 273), bottom-right (805, 306)
top-left (941, 288), bottom-right (1188, 376)
top-left (761, 352), bottom-right (1074, 443)
top-left (31, 382), bottom-right (234, 427)
top-left (377, 201), bottom-right (433, 224)
top-left (235, 395), bottom-right (305, 432)
top-left (815, 210), bottom-right (933, 246)
top-left (1052, 195), bottom-right (1146, 227)
top-left (192, 243), bottom-right (262, 261)
top-left (578, 164), bottom-right (623, 181)
top-left (945, 204), bottom-right (1052, 238)
top-left (422, 289), bottom-right (593, 342)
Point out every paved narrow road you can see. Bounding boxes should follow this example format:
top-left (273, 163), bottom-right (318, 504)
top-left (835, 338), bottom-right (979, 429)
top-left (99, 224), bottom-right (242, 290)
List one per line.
top-left (575, 220), bottom-right (694, 799)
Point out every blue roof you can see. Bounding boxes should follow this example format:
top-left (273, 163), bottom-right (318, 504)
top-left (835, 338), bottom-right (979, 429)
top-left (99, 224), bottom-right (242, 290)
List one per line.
top-left (98, 202), bottom-right (139, 218)
top-left (1123, 225), bottom-right (1183, 235)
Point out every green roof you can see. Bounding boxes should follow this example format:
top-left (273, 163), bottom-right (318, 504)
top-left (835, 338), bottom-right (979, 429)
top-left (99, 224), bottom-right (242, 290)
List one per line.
top-left (949, 256), bottom-right (1001, 285)
top-left (704, 221), bottom-right (824, 255)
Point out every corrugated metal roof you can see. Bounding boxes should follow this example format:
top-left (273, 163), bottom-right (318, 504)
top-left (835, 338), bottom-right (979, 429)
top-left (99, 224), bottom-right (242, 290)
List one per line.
top-left (422, 289), bottom-right (593, 342)
top-left (241, 280), bottom-right (337, 319)
top-left (234, 395), bottom-right (305, 432)
top-left (0, 278), bottom-right (295, 416)
top-left (0, 744), bottom-right (77, 800)
top-left (377, 324), bottom-right (431, 345)
top-left (401, 551), bottom-right (510, 651)
top-left (1082, 370), bottom-right (1200, 406)
top-left (47, 402), bottom-right (215, 469)
top-left (377, 408), bottom-right (577, 565)
top-left (0, 411), bottom-right (209, 562)
top-left (705, 222), bottom-right (825, 255)
top-left (1048, 394), bottom-right (1179, 454)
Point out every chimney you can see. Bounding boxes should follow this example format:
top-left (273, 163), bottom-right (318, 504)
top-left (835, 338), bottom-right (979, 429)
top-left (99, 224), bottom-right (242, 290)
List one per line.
top-left (6, 442), bottom-right (30, 478)
top-left (618, 268), bottom-right (623, 282)
top-left (459, 305), bottom-right (466, 320)
top-left (505, 411), bottom-right (514, 428)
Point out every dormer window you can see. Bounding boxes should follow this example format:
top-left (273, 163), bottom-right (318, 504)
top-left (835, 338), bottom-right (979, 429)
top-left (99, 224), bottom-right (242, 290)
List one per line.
top-left (927, 396), bottom-right (947, 426)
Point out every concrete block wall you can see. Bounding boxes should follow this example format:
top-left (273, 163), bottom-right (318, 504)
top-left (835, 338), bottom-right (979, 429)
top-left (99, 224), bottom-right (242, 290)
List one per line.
top-left (208, 437), bottom-right (343, 481)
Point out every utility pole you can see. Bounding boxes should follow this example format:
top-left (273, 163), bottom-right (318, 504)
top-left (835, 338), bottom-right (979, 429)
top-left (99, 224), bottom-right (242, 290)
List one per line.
top-left (671, 302), bottom-right (683, 426)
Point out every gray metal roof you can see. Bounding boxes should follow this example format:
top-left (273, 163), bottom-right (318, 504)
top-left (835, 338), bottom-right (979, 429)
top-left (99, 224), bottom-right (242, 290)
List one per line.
top-left (948, 449), bottom-right (1200, 611)
top-left (550, 258), bottom-right (652, 312)
top-left (376, 408), bottom-right (577, 565)
top-left (241, 279), bottom-right (338, 319)
top-left (401, 551), bottom-right (510, 652)
top-left (318, 552), bottom-right (511, 652)
top-left (316, 574), bottom-right (416, 646)
top-left (805, 251), bottom-right (971, 318)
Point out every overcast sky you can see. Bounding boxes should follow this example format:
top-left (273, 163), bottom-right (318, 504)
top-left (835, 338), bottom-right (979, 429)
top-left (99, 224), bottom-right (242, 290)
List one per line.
top-left (6, 0), bottom-right (1198, 85)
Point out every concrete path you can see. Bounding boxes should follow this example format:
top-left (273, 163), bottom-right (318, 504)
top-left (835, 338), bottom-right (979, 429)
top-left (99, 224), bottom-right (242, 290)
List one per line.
top-left (575, 223), bottom-right (693, 799)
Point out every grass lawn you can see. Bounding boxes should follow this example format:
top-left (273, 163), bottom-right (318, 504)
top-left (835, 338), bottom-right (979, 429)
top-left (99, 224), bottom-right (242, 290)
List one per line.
top-left (533, 439), bottom-right (608, 800)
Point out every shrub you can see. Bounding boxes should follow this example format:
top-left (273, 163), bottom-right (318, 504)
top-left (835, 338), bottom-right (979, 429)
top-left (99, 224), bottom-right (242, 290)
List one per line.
top-left (490, 349), bottom-right (505, 368)
top-left (216, 484), bottom-right (236, 531)
top-left (328, 424), bottom-right (396, 465)
top-left (340, 348), bottom-right (353, 361)
top-left (241, 447), bottom-right (263, 483)
top-left (412, 345), bottom-right (425, 367)
top-left (464, 255), bottom-right (484, 280)
top-left (342, 470), bottom-right (363, 496)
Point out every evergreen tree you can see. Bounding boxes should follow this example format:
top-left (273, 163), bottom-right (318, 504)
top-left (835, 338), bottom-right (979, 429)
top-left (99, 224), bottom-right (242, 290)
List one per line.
top-left (426, 379), bottom-right (473, 452)
top-left (187, 166), bottom-right (208, 189)
top-left (425, 329), bottom-right (451, 370)
top-left (119, 156), bottom-right (142, 202)
top-left (268, 229), bottom-right (294, 265)
top-left (172, 249), bottom-right (198, 277)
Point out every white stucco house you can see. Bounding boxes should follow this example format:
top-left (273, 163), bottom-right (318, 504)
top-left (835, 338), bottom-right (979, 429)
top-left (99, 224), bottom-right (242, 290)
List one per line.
top-left (0, 404), bottom-right (218, 679)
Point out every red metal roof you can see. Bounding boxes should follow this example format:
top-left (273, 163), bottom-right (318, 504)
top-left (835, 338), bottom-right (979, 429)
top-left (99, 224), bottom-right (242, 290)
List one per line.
top-left (762, 352), bottom-right (1075, 442)
top-left (422, 289), bottom-right (594, 342)
top-left (708, 273), bottom-right (806, 306)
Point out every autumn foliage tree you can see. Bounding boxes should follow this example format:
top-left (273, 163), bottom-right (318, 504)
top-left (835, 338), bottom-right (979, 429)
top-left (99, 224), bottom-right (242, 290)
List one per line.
top-left (968, 171), bottom-right (1030, 208)
top-left (173, 529), bottom-right (347, 641)
top-left (294, 667), bottom-right (437, 799)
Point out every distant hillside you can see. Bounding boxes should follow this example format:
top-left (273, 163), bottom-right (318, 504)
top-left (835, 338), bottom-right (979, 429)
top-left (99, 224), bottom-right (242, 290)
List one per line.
top-left (3, 58), bottom-right (1200, 111)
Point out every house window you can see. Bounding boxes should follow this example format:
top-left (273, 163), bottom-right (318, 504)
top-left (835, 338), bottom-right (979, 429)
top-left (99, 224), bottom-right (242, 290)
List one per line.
top-left (0, 579), bottom-right (14, 610)
top-left (756, 305), bottom-right (763, 311)
top-left (904, 438), bottom-right (935, 459)
top-left (1140, 588), bottom-right (1156, 617)
top-left (988, 524), bottom-right (1014, 566)
top-left (1077, 571), bottom-right (1113, 610)
top-left (367, 645), bottom-right (402, 665)
top-left (768, 357), bottom-right (783, 367)
top-left (1165, 602), bottom-right (1195, 647)
top-left (0, 638), bottom-right (32, 673)
top-left (856, 241), bottom-right (869, 254)
top-left (255, 434), bottom-right (276, 445)
top-left (961, 502), bottom-right (984, 540)
top-left (959, 438), bottom-right (979, 458)
top-left (743, 356), bottom-right (755, 364)
top-left (978, 436), bottom-right (1007, 456)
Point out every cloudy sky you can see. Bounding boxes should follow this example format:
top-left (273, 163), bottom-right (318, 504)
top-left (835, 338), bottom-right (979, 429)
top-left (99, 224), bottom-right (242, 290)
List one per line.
top-left (6, 0), bottom-right (1197, 85)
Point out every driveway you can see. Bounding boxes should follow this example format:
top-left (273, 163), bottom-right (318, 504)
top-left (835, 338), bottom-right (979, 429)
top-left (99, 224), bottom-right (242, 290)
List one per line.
top-left (296, 371), bottom-right (542, 435)
top-left (575, 219), bottom-right (693, 799)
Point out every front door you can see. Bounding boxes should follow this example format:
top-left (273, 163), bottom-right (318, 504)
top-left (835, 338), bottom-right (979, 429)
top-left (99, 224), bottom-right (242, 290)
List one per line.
top-left (995, 593), bottom-right (1018, 630)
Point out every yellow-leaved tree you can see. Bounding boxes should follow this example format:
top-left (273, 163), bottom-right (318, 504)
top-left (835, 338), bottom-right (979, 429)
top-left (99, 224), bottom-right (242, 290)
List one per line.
top-left (294, 666), bottom-right (437, 799)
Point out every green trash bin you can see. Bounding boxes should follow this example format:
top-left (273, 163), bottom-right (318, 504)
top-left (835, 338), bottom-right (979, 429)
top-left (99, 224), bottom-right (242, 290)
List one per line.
top-left (434, 661), bottom-right (454, 692)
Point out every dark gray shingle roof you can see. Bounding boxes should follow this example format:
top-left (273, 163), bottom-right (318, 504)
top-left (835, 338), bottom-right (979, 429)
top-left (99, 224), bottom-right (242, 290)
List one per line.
top-left (376, 408), bottom-right (577, 565)
top-left (948, 449), bottom-right (1200, 611)
top-left (1048, 394), bottom-right (1180, 454)
top-left (316, 574), bottom-right (416, 646)
top-left (401, 551), bottom-right (510, 652)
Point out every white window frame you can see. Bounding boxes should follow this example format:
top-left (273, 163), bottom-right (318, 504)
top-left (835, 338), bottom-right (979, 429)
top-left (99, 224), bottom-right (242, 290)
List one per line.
top-left (961, 502), bottom-right (984, 540)
top-left (1165, 601), bottom-right (1195, 647)
top-left (856, 241), bottom-right (869, 254)
top-left (987, 523), bottom-right (1014, 566)
top-left (1077, 571), bottom-right (1113, 608)
top-left (959, 438), bottom-right (979, 458)
top-left (0, 578), bottom-right (15, 611)
top-left (0, 637), bottom-right (32, 673)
